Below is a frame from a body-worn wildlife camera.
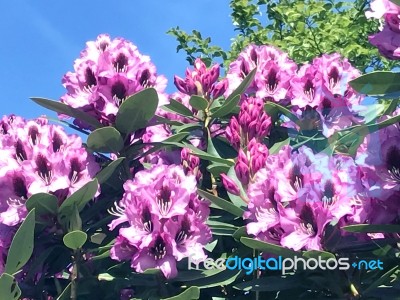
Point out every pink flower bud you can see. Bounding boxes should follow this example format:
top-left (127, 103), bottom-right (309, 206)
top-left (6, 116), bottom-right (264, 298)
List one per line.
top-left (174, 75), bottom-right (187, 94)
top-left (235, 149), bottom-right (250, 185)
top-left (220, 174), bottom-right (241, 196)
top-left (212, 79), bottom-right (228, 99)
top-left (248, 139), bottom-right (269, 175)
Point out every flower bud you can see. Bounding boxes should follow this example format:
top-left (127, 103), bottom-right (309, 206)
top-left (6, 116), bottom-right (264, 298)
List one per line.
top-left (235, 149), bottom-right (250, 185)
top-left (220, 173), bottom-right (241, 196)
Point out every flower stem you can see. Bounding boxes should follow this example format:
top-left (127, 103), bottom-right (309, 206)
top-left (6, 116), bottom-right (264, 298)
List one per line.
top-left (70, 250), bottom-right (80, 300)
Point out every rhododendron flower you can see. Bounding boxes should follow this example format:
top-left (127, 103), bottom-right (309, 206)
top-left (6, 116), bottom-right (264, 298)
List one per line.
top-left (109, 164), bottom-right (211, 278)
top-left (225, 44), bottom-right (297, 103)
top-left (0, 115), bottom-right (100, 226)
top-left (369, 25), bottom-right (400, 59)
top-left (357, 120), bottom-right (400, 199)
top-left (366, 0), bottom-right (400, 20)
top-left (61, 34), bottom-right (168, 128)
top-left (244, 145), bottom-right (368, 251)
top-left (280, 201), bottom-right (332, 251)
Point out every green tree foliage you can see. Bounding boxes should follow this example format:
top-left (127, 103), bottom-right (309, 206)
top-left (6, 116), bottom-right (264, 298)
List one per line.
top-left (168, 0), bottom-right (397, 71)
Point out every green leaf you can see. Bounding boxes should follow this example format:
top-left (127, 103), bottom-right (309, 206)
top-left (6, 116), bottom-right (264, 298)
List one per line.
top-left (189, 95), bottom-right (209, 111)
top-left (184, 144), bottom-right (235, 166)
top-left (56, 282), bottom-right (71, 300)
top-left (211, 95), bottom-right (240, 118)
top-left (342, 224), bottom-right (400, 233)
top-left (162, 132), bottom-right (189, 143)
top-left (161, 287), bottom-right (200, 300)
top-left (0, 273), bottom-right (21, 300)
top-left (115, 88), bottom-right (159, 134)
top-left (390, 0), bottom-right (400, 6)
top-left (197, 189), bottom-right (244, 217)
top-left (174, 123), bottom-right (202, 133)
top-left (63, 230), bottom-right (88, 250)
top-left (269, 138), bottom-right (290, 154)
top-left (226, 68), bottom-right (257, 102)
top-left (207, 163), bottom-right (230, 177)
top-left (226, 166), bottom-right (247, 208)
top-left (349, 71), bottom-right (400, 96)
top-left (162, 99), bottom-right (193, 117)
top-left (264, 102), bottom-right (299, 123)
top-left (5, 209), bottom-right (36, 274)
top-left (232, 226), bottom-right (247, 241)
top-left (302, 250), bottom-right (336, 260)
top-left (87, 127), bottom-right (124, 153)
top-left (58, 179), bottom-right (98, 221)
top-left (30, 97), bottom-right (103, 129)
top-left (207, 220), bottom-right (239, 236)
top-left (363, 266), bottom-right (399, 296)
top-left (26, 193), bottom-right (58, 216)
top-left (240, 237), bottom-right (299, 258)
top-left (153, 115), bottom-right (183, 126)
top-left (96, 157), bottom-right (125, 184)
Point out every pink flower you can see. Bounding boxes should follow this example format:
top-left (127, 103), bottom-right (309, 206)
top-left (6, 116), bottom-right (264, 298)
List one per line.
top-left (225, 44), bottom-right (297, 103)
top-left (366, 0), bottom-right (400, 19)
top-left (369, 25), bottom-right (400, 60)
top-left (279, 201), bottom-right (332, 251)
top-left (61, 34), bottom-right (167, 128)
top-left (131, 233), bottom-right (177, 279)
top-left (0, 115), bottom-right (100, 225)
top-left (109, 164), bottom-right (211, 279)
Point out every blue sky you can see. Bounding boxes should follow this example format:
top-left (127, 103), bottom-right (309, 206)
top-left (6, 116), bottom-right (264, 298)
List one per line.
top-left (0, 0), bottom-right (233, 120)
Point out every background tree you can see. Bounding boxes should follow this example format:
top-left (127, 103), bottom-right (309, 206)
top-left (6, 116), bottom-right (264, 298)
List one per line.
top-left (168, 0), bottom-right (397, 71)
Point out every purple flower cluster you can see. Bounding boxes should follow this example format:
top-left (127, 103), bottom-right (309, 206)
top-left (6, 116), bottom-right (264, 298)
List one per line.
top-left (356, 114), bottom-right (400, 225)
top-left (0, 115), bottom-right (99, 226)
top-left (244, 145), bottom-right (367, 251)
top-left (0, 115), bottom-right (99, 272)
top-left (109, 164), bottom-right (211, 278)
top-left (225, 45), bottom-right (362, 137)
top-left (61, 34), bottom-right (168, 128)
top-left (366, 0), bottom-right (400, 59)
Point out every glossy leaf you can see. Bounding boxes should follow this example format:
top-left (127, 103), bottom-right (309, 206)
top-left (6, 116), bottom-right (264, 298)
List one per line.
top-left (342, 224), bottom-right (400, 233)
top-left (59, 178), bottom-right (98, 219)
top-left (96, 157), bottom-right (125, 184)
top-left (189, 95), bottom-right (208, 110)
top-left (162, 99), bottom-right (193, 117)
top-left (225, 68), bottom-right (256, 102)
top-left (87, 126), bottom-right (124, 153)
top-left (240, 237), bottom-right (299, 258)
top-left (264, 102), bottom-right (299, 123)
top-left (0, 273), bottom-right (21, 300)
top-left (26, 193), bottom-right (58, 216)
top-left (116, 88), bottom-right (159, 134)
top-left (198, 189), bottom-right (244, 217)
top-left (5, 209), bottom-right (36, 274)
top-left (211, 94), bottom-right (240, 118)
top-left (349, 71), bottom-right (400, 96)
top-left (30, 97), bottom-right (103, 129)
top-left (63, 230), bottom-right (88, 250)
top-left (269, 138), bottom-right (290, 154)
